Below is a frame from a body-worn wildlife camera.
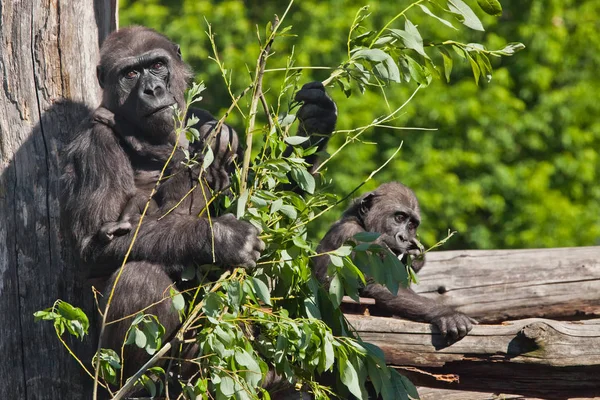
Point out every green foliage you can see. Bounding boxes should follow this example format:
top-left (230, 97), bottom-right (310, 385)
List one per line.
top-left (34, 300), bottom-right (89, 340)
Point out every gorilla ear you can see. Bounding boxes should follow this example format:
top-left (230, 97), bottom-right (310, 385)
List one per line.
top-left (174, 44), bottom-right (183, 60)
top-left (359, 193), bottom-right (375, 217)
top-left (96, 65), bottom-right (105, 89)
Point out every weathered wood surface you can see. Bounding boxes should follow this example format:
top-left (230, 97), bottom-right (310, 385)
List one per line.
top-left (0, 2), bottom-right (115, 399)
top-left (414, 247), bottom-right (600, 323)
top-left (416, 387), bottom-right (542, 400)
top-left (349, 315), bottom-right (600, 399)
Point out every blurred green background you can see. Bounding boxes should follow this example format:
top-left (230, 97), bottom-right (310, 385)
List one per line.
top-left (120, 0), bottom-right (600, 250)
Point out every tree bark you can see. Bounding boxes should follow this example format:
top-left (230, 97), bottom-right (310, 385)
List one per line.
top-left (0, 1), bottom-right (115, 399)
top-left (348, 315), bottom-right (600, 399)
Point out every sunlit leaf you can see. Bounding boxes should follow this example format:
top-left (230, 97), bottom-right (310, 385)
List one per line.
top-left (477, 0), bottom-right (502, 16)
top-left (448, 0), bottom-right (485, 31)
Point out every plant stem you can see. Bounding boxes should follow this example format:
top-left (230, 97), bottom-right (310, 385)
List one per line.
top-left (240, 16), bottom-right (279, 193)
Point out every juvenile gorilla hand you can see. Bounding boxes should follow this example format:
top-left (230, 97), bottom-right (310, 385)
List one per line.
top-left (295, 81), bottom-right (337, 137)
top-left (213, 214), bottom-right (265, 268)
top-left (430, 309), bottom-right (478, 340)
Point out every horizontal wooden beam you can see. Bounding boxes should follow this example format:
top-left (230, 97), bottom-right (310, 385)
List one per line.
top-left (348, 315), bottom-right (600, 399)
top-left (413, 246), bottom-right (600, 323)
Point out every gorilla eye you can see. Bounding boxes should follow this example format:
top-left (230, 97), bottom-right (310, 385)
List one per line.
top-left (124, 69), bottom-right (138, 79)
top-left (394, 212), bottom-right (408, 222)
top-left (151, 62), bottom-right (164, 70)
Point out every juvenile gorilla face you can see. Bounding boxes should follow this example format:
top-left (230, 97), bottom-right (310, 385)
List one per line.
top-left (359, 182), bottom-right (421, 257)
top-left (97, 27), bottom-right (193, 142)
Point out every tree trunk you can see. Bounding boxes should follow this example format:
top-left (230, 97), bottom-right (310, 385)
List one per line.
top-left (348, 315), bottom-right (600, 399)
top-left (0, 2), bottom-right (115, 399)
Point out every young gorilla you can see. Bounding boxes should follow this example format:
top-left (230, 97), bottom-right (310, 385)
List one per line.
top-left (60, 26), bottom-right (337, 390)
top-left (314, 182), bottom-right (476, 340)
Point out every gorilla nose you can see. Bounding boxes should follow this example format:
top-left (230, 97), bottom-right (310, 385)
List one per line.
top-left (142, 83), bottom-right (165, 98)
top-left (396, 232), bottom-right (407, 242)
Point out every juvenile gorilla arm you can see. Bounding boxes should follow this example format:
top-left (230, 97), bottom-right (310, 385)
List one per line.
top-left (314, 182), bottom-right (476, 340)
top-left (288, 81), bottom-right (337, 174)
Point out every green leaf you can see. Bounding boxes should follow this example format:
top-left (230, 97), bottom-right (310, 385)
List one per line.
top-left (418, 4), bottom-right (457, 30)
top-left (285, 136), bottom-right (310, 146)
top-left (477, 0), bottom-right (502, 16)
top-left (405, 56), bottom-right (430, 86)
top-left (251, 277), bottom-right (271, 306)
top-left (353, 48), bottom-right (400, 83)
top-left (332, 245), bottom-right (353, 257)
top-left (329, 274), bottom-right (344, 308)
top-left (201, 147), bottom-right (214, 171)
top-left (448, 0), bottom-right (485, 31)
top-left (352, 48), bottom-right (390, 63)
top-left (291, 167), bottom-right (316, 194)
top-left (219, 375), bottom-right (236, 397)
top-left (438, 47), bottom-right (453, 83)
top-left (279, 113), bottom-right (296, 127)
top-left (340, 356), bottom-right (363, 399)
top-left (497, 42), bottom-right (526, 55)
top-left (171, 290), bottom-right (185, 312)
top-left (329, 254), bottom-right (343, 267)
top-left (353, 232), bottom-right (380, 242)
top-left (399, 373), bottom-right (420, 399)
top-left (390, 20), bottom-right (428, 59)
top-left (322, 333), bottom-right (335, 371)
top-left (134, 327), bottom-right (147, 349)
top-left (279, 204), bottom-right (297, 219)
top-left (467, 54), bottom-right (481, 85)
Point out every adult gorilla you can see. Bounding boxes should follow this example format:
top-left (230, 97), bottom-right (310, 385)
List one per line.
top-left (60, 26), bottom-right (336, 381)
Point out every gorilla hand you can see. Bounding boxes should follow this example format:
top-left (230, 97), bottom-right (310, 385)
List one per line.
top-left (295, 81), bottom-right (337, 138)
top-left (430, 308), bottom-right (478, 340)
top-left (213, 214), bottom-right (265, 268)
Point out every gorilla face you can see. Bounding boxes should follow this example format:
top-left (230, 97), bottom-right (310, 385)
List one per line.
top-left (358, 182), bottom-right (422, 258)
top-left (96, 27), bottom-right (193, 143)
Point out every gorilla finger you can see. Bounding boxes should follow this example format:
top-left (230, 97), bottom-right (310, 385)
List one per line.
top-left (256, 239), bottom-right (266, 252)
top-left (221, 213), bottom-right (237, 221)
top-left (436, 318), bottom-right (448, 336)
top-left (457, 323), bottom-right (468, 339)
top-left (301, 81), bottom-right (325, 91)
top-left (295, 89), bottom-right (334, 108)
top-left (469, 317), bottom-right (479, 325)
top-left (447, 324), bottom-right (459, 340)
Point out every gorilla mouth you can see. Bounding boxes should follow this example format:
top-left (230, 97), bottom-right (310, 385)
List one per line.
top-left (146, 104), bottom-right (175, 117)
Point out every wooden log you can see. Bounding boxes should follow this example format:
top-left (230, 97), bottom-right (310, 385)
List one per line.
top-left (348, 315), bottom-right (600, 399)
top-left (416, 387), bottom-right (542, 400)
top-left (413, 247), bottom-right (600, 323)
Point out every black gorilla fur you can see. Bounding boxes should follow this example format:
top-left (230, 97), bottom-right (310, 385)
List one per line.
top-left (59, 26), bottom-right (336, 389)
top-left (314, 182), bottom-right (476, 340)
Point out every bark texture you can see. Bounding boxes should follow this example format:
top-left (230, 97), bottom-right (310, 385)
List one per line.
top-left (0, 1), bottom-right (115, 398)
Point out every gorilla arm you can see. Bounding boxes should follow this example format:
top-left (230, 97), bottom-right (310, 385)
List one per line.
top-left (60, 121), bottom-right (264, 278)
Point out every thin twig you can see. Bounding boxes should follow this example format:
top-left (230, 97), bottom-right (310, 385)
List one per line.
top-left (240, 15), bottom-right (279, 193)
